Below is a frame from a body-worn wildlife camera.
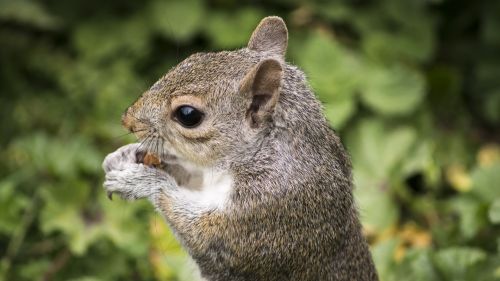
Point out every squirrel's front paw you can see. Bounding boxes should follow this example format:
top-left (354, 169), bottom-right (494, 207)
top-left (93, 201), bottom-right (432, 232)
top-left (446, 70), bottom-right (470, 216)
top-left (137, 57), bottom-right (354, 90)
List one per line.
top-left (103, 161), bottom-right (175, 201)
top-left (102, 143), bottom-right (141, 173)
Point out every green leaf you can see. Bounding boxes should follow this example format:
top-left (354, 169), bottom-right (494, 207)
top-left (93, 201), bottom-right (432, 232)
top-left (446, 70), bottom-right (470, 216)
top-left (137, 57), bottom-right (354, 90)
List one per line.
top-left (393, 249), bottom-right (440, 281)
top-left (471, 163), bottom-right (500, 203)
top-left (315, 2), bottom-right (355, 22)
top-left (347, 119), bottom-right (418, 178)
top-left (482, 89), bottom-right (500, 123)
top-left (204, 8), bottom-right (264, 49)
top-left (448, 196), bottom-right (487, 239)
top-left (149, 0), bottom-right (204, 42)
top-left (99, 196), bottom-right (149, 257)
top-left (355, 0), bottom-right (435, 63)
top-left (0, 181), bottom-right (28, 235)
top-left (399, 141), bottom-right (433, 178)
top-left (360, 63), bottom-right (425, 115)
top-left (40, 182), bottom-right (150, 257)
top-left (67, 278), bottom-right (102, 281)
top-left (39, 182), bottom-right (96, 255)
top-left (354, 180), bottom-right (399, 232)
top-left (299, 32), bottom-right (364, 100)
top-left (65, 244), bottom-right (134, 281)
top-left (298, 32), bottom-right (363, 127)
top-left (362, 27), bottom-right (434, 63)
top-left (73, 16), bottom-right (151, 61)
top-left (433, 247), bottom-right (487, 281)
top-left (489, 198), bottom-right (500, 224)
top-left (324, 96), bottom-right (356, 129)
top-left (347, 119), bottom-right (418, 231)
top-left (371, 238), bottom-right (399, 280)
top-left (18, 259), bottom-right (50, 281)
top-left (8, 134), bottom-right (102, 179)
top-left (482, 3), bottom-right (500, 45)
top-left (0, 0), bottom-right (59, 29)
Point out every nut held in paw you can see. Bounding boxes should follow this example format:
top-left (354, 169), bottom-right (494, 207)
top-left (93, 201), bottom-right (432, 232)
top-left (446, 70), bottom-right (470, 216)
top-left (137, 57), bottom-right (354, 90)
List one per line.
top-left (143, 153), bottom-right (161, 167)
top-left (136, 151), bottom-right (166, 170)
top-left (142, 152), bottom-right (165, 170)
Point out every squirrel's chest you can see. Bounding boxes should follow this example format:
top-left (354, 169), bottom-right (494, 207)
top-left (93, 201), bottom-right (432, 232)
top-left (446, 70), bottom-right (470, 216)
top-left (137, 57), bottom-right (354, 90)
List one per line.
top-left (176, 166), bottom-right (233, 211)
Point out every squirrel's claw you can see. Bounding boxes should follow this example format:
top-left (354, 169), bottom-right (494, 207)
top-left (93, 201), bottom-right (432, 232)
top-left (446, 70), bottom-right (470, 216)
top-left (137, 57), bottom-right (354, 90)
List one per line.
top-left (107, 191), bottom-right (113, 201)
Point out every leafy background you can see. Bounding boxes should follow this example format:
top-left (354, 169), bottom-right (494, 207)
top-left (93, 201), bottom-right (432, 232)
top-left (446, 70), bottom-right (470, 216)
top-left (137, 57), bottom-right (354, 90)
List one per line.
top-left (1, 0), bottom-right (500, 280)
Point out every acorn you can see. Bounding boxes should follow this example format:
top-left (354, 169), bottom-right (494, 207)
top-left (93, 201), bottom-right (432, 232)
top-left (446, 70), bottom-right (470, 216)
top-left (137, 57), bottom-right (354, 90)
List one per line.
top-left (141, 152), bottom-right (167, 170)
top-left (143, 153), bottom-right (161, 166)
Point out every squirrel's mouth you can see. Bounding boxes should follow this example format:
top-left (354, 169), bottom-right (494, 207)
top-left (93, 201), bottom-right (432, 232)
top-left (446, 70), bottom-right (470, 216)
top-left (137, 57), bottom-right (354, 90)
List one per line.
top-left (135, 131), bottom-right (171, 162)
top-left (135, 130), bottom-right (185, 167)
top-left (136, 149), bottom-right (178, 166)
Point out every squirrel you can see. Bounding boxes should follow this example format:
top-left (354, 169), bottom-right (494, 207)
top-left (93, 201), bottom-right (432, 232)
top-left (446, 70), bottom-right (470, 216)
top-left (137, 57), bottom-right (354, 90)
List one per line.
top-left (103, 16), bottom-right (378, 281)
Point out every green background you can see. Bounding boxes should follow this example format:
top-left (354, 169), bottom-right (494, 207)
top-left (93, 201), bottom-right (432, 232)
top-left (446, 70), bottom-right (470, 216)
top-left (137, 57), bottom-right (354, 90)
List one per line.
top-left (1, 0), bottom-right (500, 280)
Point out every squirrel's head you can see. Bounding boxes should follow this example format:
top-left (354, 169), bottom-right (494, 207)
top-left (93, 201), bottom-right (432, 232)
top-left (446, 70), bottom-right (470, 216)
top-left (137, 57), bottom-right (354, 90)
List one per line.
top-left (122, 16), bottom-right (289, 167)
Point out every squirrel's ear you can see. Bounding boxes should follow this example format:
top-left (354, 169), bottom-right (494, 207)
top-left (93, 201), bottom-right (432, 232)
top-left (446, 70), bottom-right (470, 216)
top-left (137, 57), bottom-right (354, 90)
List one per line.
top-left (248, 16), bottom-right (288, 58)
top-left (239, 59), bottom-right (283, 128)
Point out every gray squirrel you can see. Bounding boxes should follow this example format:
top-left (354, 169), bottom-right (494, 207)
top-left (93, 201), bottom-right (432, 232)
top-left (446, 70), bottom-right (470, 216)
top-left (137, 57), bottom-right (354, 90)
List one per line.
top-left (103, 16), bottom-right (378, 281)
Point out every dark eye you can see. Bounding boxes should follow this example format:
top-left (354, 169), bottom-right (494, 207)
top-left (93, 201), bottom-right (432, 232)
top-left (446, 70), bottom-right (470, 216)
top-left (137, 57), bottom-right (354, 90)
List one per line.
top-left (173, 105), bottom-right (204, 128)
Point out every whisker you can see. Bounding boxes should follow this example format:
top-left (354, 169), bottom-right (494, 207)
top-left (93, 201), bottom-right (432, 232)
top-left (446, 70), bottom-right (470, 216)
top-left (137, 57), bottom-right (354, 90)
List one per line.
top-left (152, 136), bottom-right (157, 157)
top-left (160, 137), bottom-right (166, 159)
top-left (155, 137), bottom-right (160, 156)
top-left (136, 132), bottom-right (154, 153)
top-left (144, 134), bottom-right (157, 154)
top-left (112, 128), bottom-right (150, 139)
top-left (141, 135), bottom-right (154, 153)
top-left (129, 113), bottom-right (153, 127)
top-left (132, 128), bottom-right (149, 134)
top-left (152, 137), bottom-right (162, 176)
top-left (111, 131), bottom-right (135, 140)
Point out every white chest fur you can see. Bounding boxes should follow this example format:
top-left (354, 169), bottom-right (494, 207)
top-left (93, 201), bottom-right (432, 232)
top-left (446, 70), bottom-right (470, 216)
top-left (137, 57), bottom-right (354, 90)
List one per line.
top-left (176, 166), bottom-right (233, 211)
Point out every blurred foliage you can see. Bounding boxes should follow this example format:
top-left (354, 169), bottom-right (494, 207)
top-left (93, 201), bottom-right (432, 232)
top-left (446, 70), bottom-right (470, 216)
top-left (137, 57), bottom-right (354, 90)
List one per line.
top-left (1, 0), bottom-right (500, 280)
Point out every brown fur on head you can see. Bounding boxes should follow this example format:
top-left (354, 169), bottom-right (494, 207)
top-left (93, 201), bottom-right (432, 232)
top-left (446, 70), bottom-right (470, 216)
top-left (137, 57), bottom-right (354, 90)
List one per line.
top-left (122, 16), bottom-right (289, 168)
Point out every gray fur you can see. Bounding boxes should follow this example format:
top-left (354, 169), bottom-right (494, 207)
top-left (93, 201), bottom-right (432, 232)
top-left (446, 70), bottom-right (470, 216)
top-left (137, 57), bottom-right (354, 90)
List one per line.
top-left (103, 16), bottom-right (378, 281)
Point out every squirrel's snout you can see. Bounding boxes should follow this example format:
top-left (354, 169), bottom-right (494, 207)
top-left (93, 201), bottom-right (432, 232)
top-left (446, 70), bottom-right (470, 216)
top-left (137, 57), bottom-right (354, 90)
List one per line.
top-left (121, 105), bottom-right (152, 140)
top-left (121, 108), bottom-right (134, 133)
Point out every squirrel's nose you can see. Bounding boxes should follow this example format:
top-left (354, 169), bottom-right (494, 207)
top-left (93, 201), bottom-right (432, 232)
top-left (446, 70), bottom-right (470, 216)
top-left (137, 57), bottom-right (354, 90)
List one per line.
top-left (121, 107), bottom-right (135, 133)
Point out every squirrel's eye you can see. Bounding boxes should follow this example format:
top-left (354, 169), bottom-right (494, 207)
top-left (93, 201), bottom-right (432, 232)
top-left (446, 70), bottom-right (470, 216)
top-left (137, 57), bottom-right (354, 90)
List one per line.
top-left (173, 105), bottom-right (204, 128)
